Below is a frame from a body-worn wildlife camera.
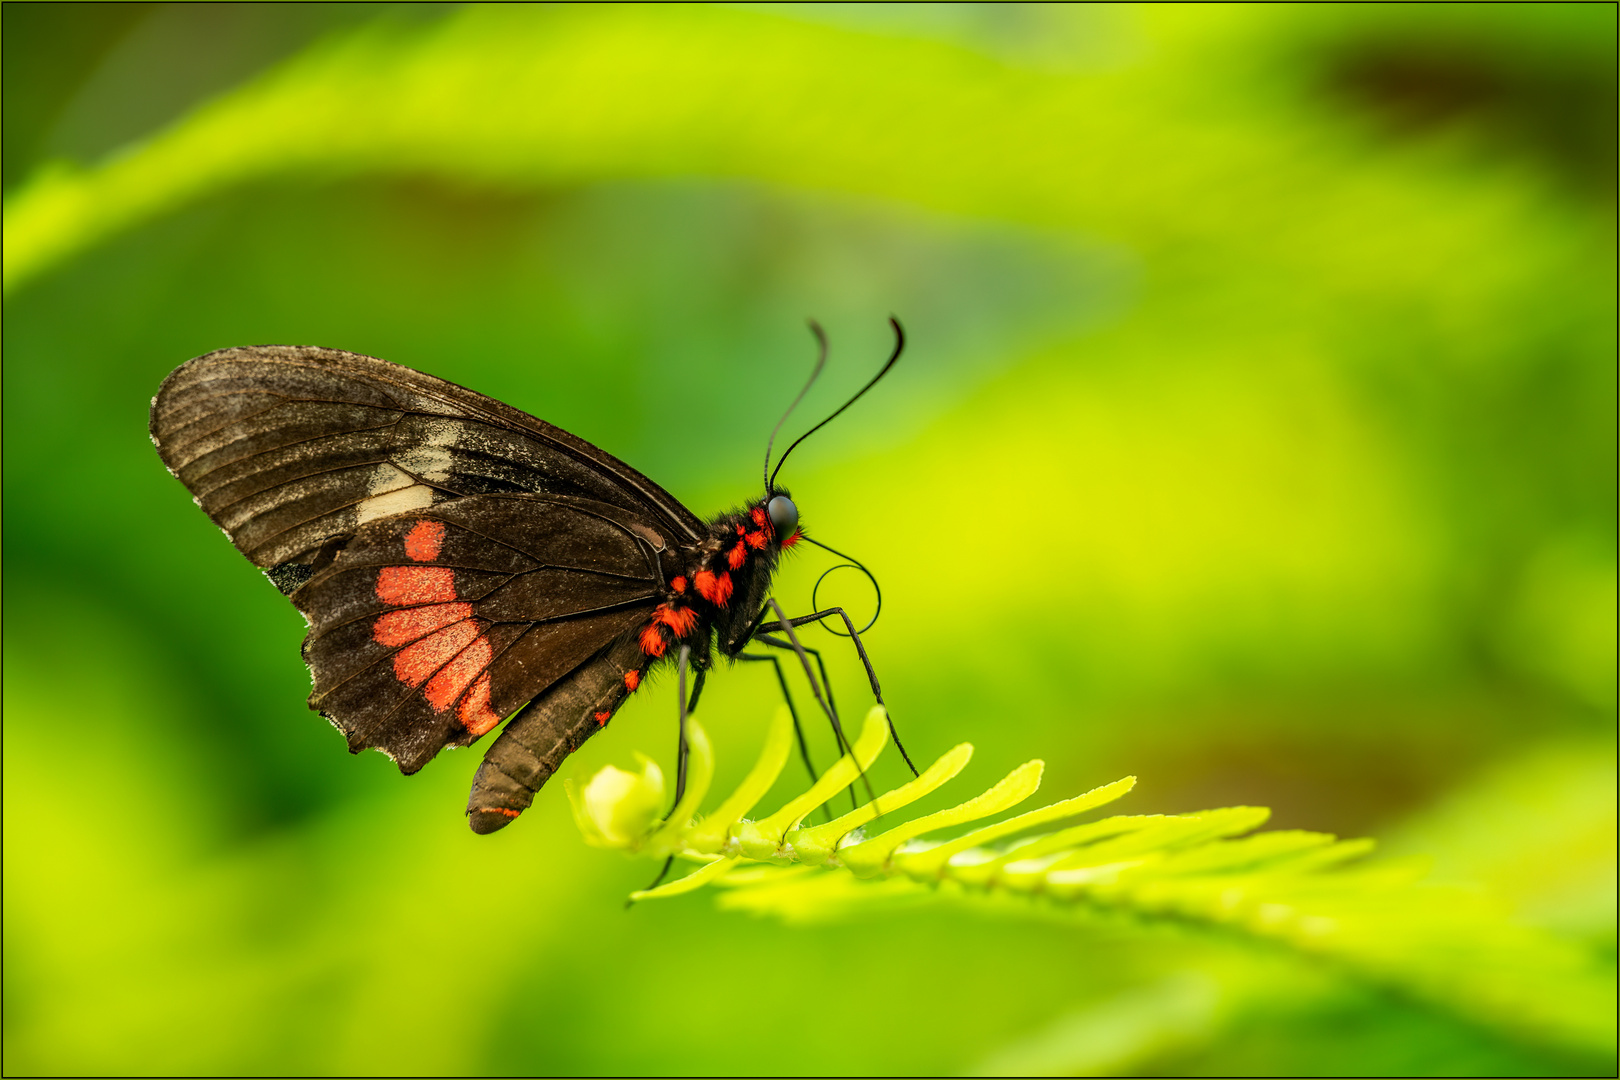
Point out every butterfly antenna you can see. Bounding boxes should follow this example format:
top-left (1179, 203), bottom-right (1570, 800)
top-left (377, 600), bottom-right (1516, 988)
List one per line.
top-left (769, 317), bottom-right (904, 492)
top-left (764, 321), bottom-right (829, 493)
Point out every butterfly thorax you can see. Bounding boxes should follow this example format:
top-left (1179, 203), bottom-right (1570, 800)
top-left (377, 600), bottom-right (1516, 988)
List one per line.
top-left (635, 495), bottom-right (801, 665)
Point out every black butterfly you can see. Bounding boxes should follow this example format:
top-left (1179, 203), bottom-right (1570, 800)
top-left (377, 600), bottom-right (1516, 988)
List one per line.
top-left (149, 323), bottom-right (906, 833)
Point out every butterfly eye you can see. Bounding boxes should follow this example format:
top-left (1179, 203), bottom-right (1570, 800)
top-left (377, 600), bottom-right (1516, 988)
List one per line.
top-left (767, 495), bottom-right (798, 540)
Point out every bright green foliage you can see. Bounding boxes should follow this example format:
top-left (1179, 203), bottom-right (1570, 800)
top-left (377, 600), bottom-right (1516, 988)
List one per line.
top-left (4, 3), bottom-right (1613, 1075)
top-left (581, 708), bottom-right (1616, 1059)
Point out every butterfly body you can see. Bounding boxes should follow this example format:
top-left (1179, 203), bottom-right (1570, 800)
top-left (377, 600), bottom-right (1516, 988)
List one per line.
top-left (151, 345), bottom-right (801, 832)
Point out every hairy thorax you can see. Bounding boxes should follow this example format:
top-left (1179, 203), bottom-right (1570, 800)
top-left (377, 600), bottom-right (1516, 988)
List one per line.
top-left (636, 498), bottom-right (800, 665)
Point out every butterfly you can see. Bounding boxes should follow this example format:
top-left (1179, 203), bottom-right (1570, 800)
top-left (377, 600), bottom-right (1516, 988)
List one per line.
top-left (149, 322), bottom-right (905, 833)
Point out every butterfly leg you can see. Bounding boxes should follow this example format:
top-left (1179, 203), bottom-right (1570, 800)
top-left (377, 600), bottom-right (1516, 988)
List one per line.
top-left (748, 637), bottom-right (840, 733)
top-left (756, 599), bottom-right (875, 805)
top-left (641, 645), bottom-right (696, 897)
top-left (751, 636), bottom-right (865, 813)
top-left (734, 652), bottom-right (838, 824)
top-left (750, 638), bottom-right (863, 813)
top-left (674, 645), bottom-right (692, 806)
top-left (763, 605), bottom-right (920, 777)
top-left (734, 653), bottom-right (820, 785)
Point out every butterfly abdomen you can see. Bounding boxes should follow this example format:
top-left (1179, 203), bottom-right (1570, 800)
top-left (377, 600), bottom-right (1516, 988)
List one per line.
top-left (465, 634), bottom-right (649, 834)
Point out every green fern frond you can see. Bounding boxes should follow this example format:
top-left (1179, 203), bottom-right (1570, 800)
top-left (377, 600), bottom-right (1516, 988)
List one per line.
top-left (567, 706), bottom-right (1616, 1059)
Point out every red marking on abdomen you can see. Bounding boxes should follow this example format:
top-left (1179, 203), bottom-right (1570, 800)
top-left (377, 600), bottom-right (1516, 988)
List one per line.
top-left (373, 602), bottom-right (473, 647)
top-left (695, 569), bottom-right (732, 607)
top-left (744, 530), bottom-right (767, 550)
top-left (656, 604), bottom-right (699, 636)
top-left (728, 542), bottom-right (748, 570)
top-left (458, 671), bottom-right (500, 735)
top-left (594, 710), bottom-right (612, 726)
top-left (482, 806), bottom-right (520, 819)
top-left (639, 623), bottom-right (668, 657)
top-left (392, 620), bottom-right (480, 689)
top-left (624, 671), bottom-right (641, 691)
top-left (426, 633), bottom-right (493, 713)
top-left (376, 566), bottom-right (456, 606)
top-left (403, 519), bottom-right (446, 562)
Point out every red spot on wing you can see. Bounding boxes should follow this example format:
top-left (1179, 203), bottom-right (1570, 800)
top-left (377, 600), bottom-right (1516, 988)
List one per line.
top-left (656, 604), bottom-right (699, 636)
top-left (639, 623), bottom-right (668, 657)
top-left (373, 602), bottom-right (473, 647)
top-left (376, 566), bottom-right (456, 606)
top-left (372, 553), bottom-right (500, 732)
top-left (744, 530), bottom-right (768, 550)
top-left (694, 569), bottom-right (732, 607)
top-left (403, 519), bottom-right (446, 562)
top-left (670, 575), bottom-right (687, 594)
top-left (458, 671), bottom-right (500, 735)
top-left (594, 710), bottom-right (612, 726)
top-left (728, 542), bottom-right (748, 570)
top-left (392, 620), bottom-right (481, 688)
top-left (425, 632), bottom-right (493, 712)
top-left (624, 671), bottom-right (641, 691)
top-left (782, 530), bottom-right (802, 548)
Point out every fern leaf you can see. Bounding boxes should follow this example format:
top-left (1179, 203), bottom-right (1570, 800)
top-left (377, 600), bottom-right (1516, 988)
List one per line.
top-left (572, 705), bottom-right (1617, 1058)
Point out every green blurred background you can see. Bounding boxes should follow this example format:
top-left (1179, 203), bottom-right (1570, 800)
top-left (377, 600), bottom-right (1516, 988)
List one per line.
top-left (3, 3), bottom-right (1614, 1075)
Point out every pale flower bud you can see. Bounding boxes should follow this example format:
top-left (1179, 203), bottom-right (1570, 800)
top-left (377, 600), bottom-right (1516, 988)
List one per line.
top-left (569, 756), bottom-right (665, 849)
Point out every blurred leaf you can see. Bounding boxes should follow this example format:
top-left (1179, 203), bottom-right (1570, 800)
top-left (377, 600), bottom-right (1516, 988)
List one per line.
top-left (6, 2), bottom-right (1609, 301)
top-left (970, 972), bottom-right (1221, 1076)
top-left (1383, 737), bottom-right (1619, 944)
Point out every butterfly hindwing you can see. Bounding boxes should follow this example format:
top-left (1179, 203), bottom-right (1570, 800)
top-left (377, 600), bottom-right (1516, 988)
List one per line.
top-left (294, 495), bottom-right (661, 771)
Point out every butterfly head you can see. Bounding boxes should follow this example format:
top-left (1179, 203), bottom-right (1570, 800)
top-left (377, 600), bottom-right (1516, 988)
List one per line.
top-left (766, 493), bottom-right (798, 544)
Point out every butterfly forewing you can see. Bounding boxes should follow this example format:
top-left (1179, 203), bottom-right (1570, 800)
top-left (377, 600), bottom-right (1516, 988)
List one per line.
top-left (150, 347), bottom-right (690, 776)
top-left (150, 346), bottom-right (703, 582)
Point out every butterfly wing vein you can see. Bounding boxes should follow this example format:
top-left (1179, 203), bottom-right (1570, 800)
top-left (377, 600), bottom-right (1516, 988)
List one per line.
top-left (150, 346), bottom-right (688, 774)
